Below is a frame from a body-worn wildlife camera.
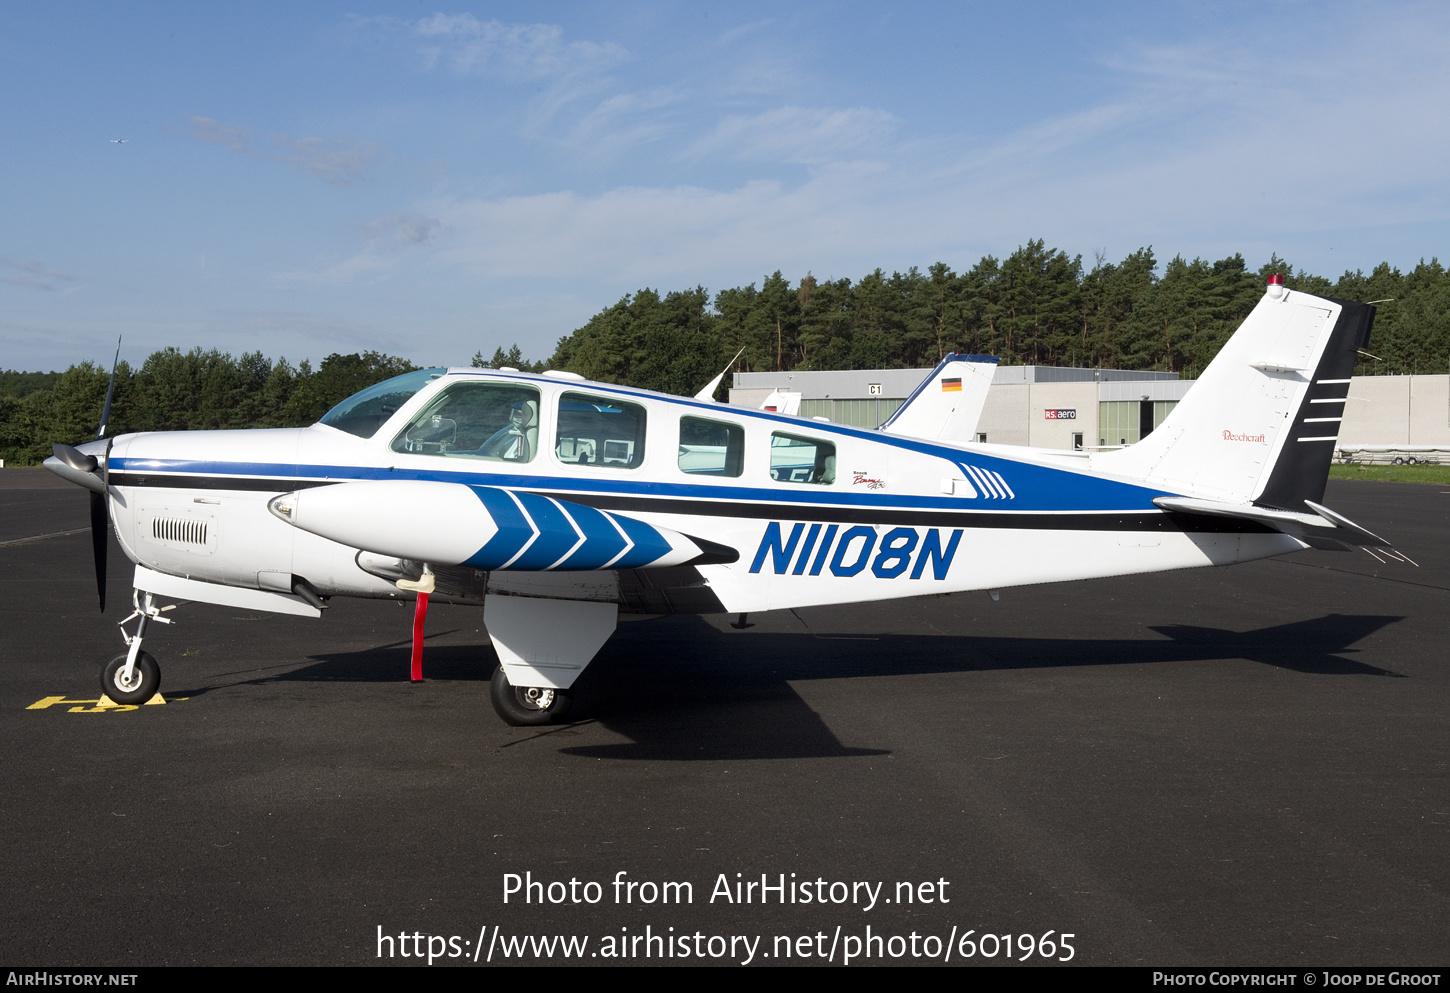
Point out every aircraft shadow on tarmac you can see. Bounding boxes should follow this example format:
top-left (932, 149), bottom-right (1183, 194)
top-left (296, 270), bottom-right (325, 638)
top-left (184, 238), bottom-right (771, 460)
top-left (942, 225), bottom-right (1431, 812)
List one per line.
top-left (234, 611), bottom-right (1405, 762)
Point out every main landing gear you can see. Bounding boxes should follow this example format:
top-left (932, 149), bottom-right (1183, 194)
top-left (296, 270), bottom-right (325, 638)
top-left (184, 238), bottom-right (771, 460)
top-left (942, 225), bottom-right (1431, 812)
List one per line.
top-left (481, 593), bottom-right (615, 727)
top-left (490, 666), bottom-right (573, 726)
top-left (101, 590), bottom-right (174, 704)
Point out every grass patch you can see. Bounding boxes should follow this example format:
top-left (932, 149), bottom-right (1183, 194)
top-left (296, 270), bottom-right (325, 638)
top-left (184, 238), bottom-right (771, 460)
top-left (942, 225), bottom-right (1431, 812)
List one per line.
top-left (1329, 463), bottom-right (1450, 484)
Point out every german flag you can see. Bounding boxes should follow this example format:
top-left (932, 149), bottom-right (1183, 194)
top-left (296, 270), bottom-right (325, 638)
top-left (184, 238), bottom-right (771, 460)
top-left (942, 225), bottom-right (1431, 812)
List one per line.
top-left (941, 378), bottom-right (962, 392)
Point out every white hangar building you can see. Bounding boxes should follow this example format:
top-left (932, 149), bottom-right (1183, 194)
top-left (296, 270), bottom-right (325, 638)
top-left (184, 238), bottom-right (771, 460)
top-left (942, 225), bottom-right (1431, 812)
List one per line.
top-left (729, 366), bottom-right (1450, 451)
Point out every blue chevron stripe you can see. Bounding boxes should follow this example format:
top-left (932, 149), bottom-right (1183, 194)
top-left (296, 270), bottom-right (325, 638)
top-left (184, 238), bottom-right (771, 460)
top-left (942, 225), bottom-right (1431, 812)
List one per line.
top-left (508, 493), bottom-right (582, 570)
top-left (460, 485), bottom-right (674, 571)
top-left (556, 501), bottom-right (630, 569)
top-left (464, 486), bottom-right (535, 570)
top-left (608, 511), bottom-right (674, 569)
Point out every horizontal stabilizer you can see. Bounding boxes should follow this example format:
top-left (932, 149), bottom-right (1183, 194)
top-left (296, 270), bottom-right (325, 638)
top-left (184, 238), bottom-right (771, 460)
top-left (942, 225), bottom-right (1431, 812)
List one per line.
top-left (1302, 499), bottom-right (1395, 549)
top-left (1152, 495), bottom-right (1395, 552)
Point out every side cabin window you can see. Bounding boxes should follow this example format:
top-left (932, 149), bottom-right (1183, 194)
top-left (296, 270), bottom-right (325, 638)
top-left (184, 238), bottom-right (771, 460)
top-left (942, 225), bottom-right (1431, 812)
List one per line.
top-left (390, 381), bottom-right (541, 462)
top-left (678, 416), bottom-right (744, 477)
top-left (770, 432), bottom-right (835, 485)
top-left (555, 392), bottom-right (647, 469)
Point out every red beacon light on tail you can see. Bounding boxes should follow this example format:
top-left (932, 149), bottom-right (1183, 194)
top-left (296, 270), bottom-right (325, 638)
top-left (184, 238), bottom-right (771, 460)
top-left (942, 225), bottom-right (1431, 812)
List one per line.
top-left (1267, 272), bottom-right (1286, 300)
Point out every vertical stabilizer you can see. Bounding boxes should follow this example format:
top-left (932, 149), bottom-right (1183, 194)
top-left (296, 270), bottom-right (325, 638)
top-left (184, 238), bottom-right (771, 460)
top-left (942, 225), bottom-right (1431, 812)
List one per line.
top-left (879, 353), bottom-right (999, 440)
top-left (760, 390), bottom-right (802, 415)
top-left (1092, 279), bottom-right (1373, 510)
top-left (1253, 299), bottom-right (1373, 510)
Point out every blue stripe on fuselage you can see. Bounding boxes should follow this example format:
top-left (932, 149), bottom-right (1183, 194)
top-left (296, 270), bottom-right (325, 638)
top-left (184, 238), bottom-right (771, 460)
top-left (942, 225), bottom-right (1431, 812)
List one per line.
top-left (110, 451), bottom-right (1168, 514)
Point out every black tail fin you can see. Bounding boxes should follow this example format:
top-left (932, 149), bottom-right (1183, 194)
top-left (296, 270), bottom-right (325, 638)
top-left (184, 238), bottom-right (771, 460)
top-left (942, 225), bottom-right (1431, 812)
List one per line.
top-left (1254, 299), bottom-right (1374, 512)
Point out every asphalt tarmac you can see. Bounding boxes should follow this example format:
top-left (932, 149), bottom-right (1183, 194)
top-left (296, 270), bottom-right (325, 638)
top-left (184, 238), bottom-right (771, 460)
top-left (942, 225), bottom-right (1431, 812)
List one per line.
top-left (2, 467), bottom-right (1447, 967)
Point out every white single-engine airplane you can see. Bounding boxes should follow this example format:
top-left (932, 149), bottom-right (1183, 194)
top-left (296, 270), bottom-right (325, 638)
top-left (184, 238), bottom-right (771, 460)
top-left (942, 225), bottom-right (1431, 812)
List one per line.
top-left (47, 276), bottom-right (1401, 725)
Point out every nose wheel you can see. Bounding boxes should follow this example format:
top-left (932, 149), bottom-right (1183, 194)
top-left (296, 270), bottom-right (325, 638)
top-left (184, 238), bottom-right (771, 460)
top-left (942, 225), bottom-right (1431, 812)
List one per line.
top-left (102, 650), bottom-right (160, 705)
top-left (490, 666), bottom-right (573, 726)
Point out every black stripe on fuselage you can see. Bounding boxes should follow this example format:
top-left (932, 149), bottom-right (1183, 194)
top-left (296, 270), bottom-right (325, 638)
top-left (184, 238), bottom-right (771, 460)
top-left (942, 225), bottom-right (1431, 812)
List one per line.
top-left (109, 471), bottom-right (1274, 534)
top-left (536, 490), bottom-right (1270, 533)
top-left (110, 472), bottom-right (333, 492)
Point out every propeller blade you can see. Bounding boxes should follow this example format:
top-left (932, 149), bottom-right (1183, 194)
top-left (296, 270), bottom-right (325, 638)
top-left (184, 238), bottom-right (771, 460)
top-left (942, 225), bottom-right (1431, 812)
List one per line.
top-left (90, 438), bottom-right (112, 613)
top-left (90, 490), bottom-right (108, 613)
top-left (84, 338), bottom-right (120, 611)
top-left (97, 336), bottom-right (121, 439)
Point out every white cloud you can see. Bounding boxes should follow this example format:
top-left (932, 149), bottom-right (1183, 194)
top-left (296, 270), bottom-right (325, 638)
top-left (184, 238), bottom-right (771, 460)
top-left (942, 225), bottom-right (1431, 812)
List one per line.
top-left (189, 116), bottom-right (250, 153)
top-left (413, 14), bottom-right (627, 80)
top-left (419, 164), bottom-right (910, 284)
top-left (718, 20), bottom-right (774, 47)
top-left (201, 310), bottom-right (396, 352)
top-left (304, 5), bottom-right (1450, 302)
top-left (0, 256), bottom-right (76, 291)
top-left (690, 105), bottom-right (899, 164)
top-left (278, 250), bottom-right (395, 286)
top-left (282, 211), bottom-right (447, 286)
top-left (188, 116), bottom-right (380, 186)
top-left (268, 134), bottom-right (379, 186)
top-left (396, 15), bottom-right (670, 157)
top-left (541, 85), bottom-right (689, 156)
top-left (356, 211), bottom-right (443, 246)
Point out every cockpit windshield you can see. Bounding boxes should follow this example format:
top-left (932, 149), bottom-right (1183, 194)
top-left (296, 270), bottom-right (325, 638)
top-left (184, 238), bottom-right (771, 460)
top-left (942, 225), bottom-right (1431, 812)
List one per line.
top-left (317, 368), bottom-right (446, 439)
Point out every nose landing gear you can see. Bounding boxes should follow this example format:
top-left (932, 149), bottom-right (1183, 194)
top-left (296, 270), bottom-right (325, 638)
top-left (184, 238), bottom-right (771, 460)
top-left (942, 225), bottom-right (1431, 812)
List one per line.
top-left (102, 590), bottom-right (174, 705)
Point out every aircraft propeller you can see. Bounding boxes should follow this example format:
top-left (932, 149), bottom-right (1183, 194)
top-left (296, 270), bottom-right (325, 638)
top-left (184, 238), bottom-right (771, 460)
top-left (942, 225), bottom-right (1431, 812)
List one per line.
top-left (89, 440), bottom-right (111, 612)
top-left (51, 440), bottom-right (111, 612)
top-left (49, 337), bottom-right (121, 613)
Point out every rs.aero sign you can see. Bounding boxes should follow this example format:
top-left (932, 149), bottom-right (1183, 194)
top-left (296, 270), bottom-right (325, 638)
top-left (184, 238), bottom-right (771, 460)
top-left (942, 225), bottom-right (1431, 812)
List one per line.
top-left (1044, 409), bottom-right (1077, 420)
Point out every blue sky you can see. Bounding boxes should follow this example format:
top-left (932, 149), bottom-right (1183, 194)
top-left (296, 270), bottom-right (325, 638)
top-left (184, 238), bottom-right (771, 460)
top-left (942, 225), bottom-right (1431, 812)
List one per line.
top-left (3, 1), bottom-right (1448, 372)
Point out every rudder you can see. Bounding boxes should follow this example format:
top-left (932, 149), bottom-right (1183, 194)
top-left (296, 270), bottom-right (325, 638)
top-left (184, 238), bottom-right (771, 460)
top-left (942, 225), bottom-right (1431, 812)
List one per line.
top-left (1254, 298), bottom-right (1373, 510)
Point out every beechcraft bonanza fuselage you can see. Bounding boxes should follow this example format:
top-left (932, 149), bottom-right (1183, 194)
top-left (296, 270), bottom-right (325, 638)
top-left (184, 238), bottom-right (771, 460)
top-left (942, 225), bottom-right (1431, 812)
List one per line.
top-left (47, 277), bottom-right (1403, 724)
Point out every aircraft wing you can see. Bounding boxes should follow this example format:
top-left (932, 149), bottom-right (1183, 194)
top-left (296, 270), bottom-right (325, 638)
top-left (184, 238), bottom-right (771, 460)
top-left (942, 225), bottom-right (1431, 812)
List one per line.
top-left (268, 479), bottom-right (738, 572)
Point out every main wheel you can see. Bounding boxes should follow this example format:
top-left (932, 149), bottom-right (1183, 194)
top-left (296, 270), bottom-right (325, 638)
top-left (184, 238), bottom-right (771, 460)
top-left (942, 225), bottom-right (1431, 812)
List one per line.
top-left (101, 651), bottom-right (160, 705)
top-left (490, 666), bottom-right (573, 726)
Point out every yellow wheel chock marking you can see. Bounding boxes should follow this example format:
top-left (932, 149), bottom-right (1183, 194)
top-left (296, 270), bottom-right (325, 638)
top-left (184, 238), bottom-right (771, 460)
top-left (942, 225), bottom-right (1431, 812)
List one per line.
top-left (28, 692), bottom-right (180, 712)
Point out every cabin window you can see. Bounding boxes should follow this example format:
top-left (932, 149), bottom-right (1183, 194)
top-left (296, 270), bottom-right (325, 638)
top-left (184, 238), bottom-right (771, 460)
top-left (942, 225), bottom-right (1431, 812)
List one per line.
top-left (770, 432), bottom-right (835, 485)
top-left (390, 382), bottom-right (541, 462)
top-left (678, 416), bottom-right (744, 477)
top-left (555, 393), bottom-right (647, 469)
top-left (318, 368), bottom-right (445, 439)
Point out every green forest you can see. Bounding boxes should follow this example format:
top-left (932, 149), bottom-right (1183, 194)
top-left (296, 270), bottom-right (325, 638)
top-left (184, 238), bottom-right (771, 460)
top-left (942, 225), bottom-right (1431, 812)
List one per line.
top-left (4, 241), bottom-right (1448, 465)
